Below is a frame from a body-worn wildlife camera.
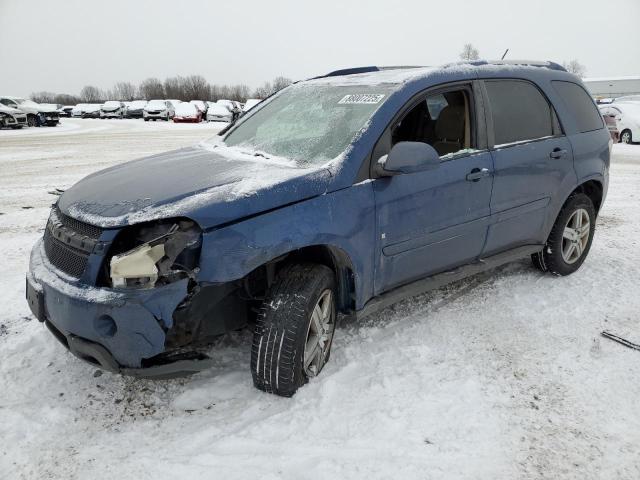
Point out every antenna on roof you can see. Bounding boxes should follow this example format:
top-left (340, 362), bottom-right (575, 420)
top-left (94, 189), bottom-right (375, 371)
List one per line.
top-left (501, 49), bottom-right (509, 60)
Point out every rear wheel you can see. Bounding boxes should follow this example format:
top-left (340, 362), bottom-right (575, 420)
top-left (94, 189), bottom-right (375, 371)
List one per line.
top-left (251, 263), bottom-right (336, 397)
top-left (531, 193), bottom-right (596, 275)
top-left (620, 129), bottom-right (632, 144)
top-left (27, 114), bottom-right (38, 127)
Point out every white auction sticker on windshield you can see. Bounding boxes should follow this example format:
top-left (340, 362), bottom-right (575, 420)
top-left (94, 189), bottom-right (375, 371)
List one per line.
top-left (338, 94), bottom-right (385, 105)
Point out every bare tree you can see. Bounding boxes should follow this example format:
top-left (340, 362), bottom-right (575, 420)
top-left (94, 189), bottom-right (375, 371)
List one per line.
top-left (182, 75), bottom-right (211, 101)
top-left (253, 81), bottom-right (272, 99)
top-left (54, 93), bottom-right (81, 105)
top-left (30, 91), bottom-right (57, 103)
top-left (229, 84), bottom-right (250, 102)
top-left (253, 76), bottom-right (292, 99)
top-left (113, 82), bottom-right (138, 101)
top-left (80, 85), bottom-right (104, 102)
top-left (163, 76), bottom-right (184, 100)
top-left (139, 77), bottom-right (165, 100)
top-left (562, 59), bottom-right (586, 78)
top-left (459, 43), bottom-right (480, 61)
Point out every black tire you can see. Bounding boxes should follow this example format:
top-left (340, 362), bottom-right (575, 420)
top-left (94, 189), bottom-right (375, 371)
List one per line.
top-left (620, 129), bottom-right (632, 144)
top-left (251, 263), bottom-right (336, 397)
top-left (27, 114), bottom-right (38, 127)
top-left (144, 118), bottom-right (149, 122)
top-left (531, 193), bottom-right (596, 276)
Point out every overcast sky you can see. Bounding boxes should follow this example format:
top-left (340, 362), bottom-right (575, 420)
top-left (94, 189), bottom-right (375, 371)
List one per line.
top-left (1, 0), bottom-right (639, 98)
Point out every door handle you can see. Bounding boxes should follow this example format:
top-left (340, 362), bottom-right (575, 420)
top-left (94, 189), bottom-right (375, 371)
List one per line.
top-left (466, 167), bottom-right (491, 182)
top-left (549, 148), bottom-right (568, 159)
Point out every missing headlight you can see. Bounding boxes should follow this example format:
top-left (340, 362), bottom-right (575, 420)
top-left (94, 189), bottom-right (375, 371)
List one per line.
top-left (107, 219), bottom-right (202, 289)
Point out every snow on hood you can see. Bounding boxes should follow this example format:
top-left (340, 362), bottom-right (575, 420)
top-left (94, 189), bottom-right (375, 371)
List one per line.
top-left (175, 103), bottom-right (198, 116)
top-left (146, 101), bottom-right (166, 110)
top-left (57, 141), bottom-right (334, 229)
top-left (0, 103), bottom-right (23, 114)
top-left (207, 104), bottom-right (231, 116)
top-left (102, 101), bottom-right (121, 110)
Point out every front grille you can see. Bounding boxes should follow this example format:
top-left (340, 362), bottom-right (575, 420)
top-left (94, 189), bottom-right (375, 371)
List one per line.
top-left (42, 207), bottom-right (104, 278)
top-left (54, 207), bottom-right (102, 239)
top-left (44, 228), bottom-right (90, 278)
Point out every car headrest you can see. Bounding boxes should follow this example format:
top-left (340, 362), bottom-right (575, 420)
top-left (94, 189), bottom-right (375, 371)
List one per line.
top-left (435, 105), bottom-right (465, 140)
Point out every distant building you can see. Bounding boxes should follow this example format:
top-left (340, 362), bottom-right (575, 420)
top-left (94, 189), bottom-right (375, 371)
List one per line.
top-left (583, 76), bottom-right (640, 99)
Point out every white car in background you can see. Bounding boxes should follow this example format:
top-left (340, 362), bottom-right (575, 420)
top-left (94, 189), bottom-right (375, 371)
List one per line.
top-left (216, 99), bottom-right (240, 120)
top-left (0, 96), bottom-right (59, 126)
top-left (143, 100), bottom-right (174, 121)
top-left (71, 104), bottom-right (89, 117)
top-left (189, 100), bottom-right (207, 115)
top-left (206, 103), bottom-right (233, 122)
top-left (0, 102), bottom-right (28, 129)
top-left (242, 98), bottom-right (262, 113)
top-left (100, 101), bottom-right (126, 118)
top-left (600, 102), bottom-right (640, 144)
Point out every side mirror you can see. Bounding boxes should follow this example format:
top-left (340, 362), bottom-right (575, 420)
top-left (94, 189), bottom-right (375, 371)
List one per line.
top-left (376, 141), bottom-right (440, 177)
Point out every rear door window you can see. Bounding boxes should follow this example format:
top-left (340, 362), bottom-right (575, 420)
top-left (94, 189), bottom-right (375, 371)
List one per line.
top-left (485, 80), bottom-right (555, 146)
top-left (552, 81), bottom-right (603, 133)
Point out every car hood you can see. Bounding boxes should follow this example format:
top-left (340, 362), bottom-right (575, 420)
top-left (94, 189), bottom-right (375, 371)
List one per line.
top-left (35, 104), bottom-right (58, 113)
top-left (57, 143), bottom-right (334, 229)
top-left (0, 105), bottom-right (23, 114)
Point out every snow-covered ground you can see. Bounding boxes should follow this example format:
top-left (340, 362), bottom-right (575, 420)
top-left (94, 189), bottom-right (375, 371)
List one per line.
top-left (1, 121), bottom-right (639, 479)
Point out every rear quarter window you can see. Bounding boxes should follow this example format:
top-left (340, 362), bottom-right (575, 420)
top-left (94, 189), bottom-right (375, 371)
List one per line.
top-left (552, 81), bottom-right (603, 133)
top-left (485, 80), bottom-right (555, 146)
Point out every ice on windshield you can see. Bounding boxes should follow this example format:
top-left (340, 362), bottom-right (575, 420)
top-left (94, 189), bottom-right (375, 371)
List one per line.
top-left (222, 83), bottom-right (396, 166)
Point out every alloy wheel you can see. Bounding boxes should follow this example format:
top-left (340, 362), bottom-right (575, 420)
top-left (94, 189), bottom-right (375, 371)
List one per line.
top-left (561, 208), bottom-right (590, 264)
top-left (303, 289), bottom-right (335, 377)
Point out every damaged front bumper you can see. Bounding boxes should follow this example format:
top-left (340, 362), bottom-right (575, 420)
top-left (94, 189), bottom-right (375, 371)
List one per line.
top-left (26, 239), bottom-right (221, 378)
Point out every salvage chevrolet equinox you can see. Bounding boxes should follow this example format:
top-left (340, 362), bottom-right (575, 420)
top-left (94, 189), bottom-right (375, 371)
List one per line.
top-left (26, 61), bottom-right (610, 396)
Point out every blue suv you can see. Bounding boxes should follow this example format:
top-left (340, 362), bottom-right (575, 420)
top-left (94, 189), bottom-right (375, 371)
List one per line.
top-left (26, 61), bottom-right (610, 396)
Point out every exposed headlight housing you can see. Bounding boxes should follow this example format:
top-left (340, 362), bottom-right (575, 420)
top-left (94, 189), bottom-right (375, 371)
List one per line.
top-left (108, 219), bottom-right (201, 289)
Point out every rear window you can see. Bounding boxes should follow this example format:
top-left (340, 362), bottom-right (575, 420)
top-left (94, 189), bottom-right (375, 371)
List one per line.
top-left (485, 80), bottom-right (555, 146)
top-left (552, 81), bottom-right (603, 133)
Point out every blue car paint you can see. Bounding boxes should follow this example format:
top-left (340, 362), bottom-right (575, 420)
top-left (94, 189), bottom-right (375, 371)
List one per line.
top-left (28, 63), bottom-right (610, 370)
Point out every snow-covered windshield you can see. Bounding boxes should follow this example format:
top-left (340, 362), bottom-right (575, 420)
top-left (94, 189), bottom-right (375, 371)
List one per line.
top-left (103, 101), bottom-right (121, 108)
top-left (223, 84), bottom-right (394, 165)
top-left (14, 98), bottom-right (40, 108)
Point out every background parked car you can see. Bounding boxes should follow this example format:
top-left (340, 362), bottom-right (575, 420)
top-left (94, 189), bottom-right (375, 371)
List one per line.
top-left (0, 96), bottom-right (59, 126)
top-left (173, 102), bottom-right (202, 123)
top-left (600, 103), bottom-right (640, 144)
top-left (189, 100), bottom-right (207, 116)
top-left (206, 103), bottom-right (233, 122)
top-left (601, 111), bottom-right (620, 142)
top-left (0, 102), bottom-right (28, 129)
top-left (71, 104), bottom-right (88, 117)
top-left (124, 100), bottom-right (147, 118)
top-left (100, 101), bottom-right (126, 119)
top-left (242, 98), bottom-right (262, 114)
top-left (216, 99), bottom-right (240, 121)
top-left (59, 106), bottom-right (74, 117)
top-left (82, 104), bottom-right (103, 118)
top-left (143, 99), bottom-right (174, 121)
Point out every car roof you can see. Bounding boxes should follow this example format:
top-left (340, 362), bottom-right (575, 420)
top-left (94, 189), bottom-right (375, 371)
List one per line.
top-left (305, 60), bottom-right (568, 87)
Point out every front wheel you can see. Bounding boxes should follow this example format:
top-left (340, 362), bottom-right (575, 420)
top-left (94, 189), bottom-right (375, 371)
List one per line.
top-left (251, 263), bottom-right (336, 397)
top-left (531, 193), bottom-right (596, 275)
top-left (27, 114), bottom-right (38, 127)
